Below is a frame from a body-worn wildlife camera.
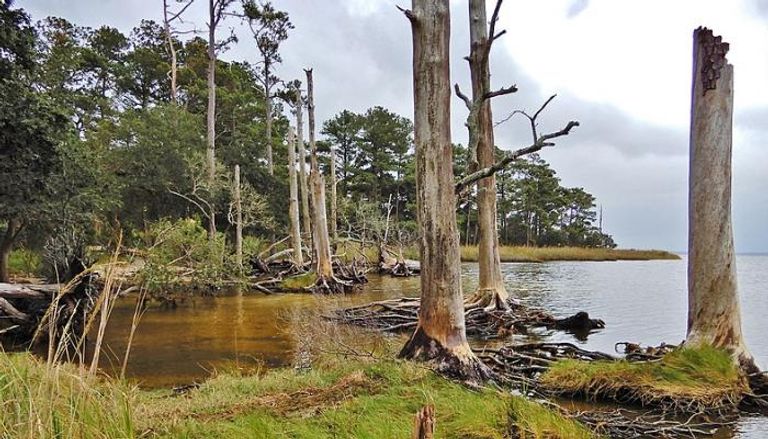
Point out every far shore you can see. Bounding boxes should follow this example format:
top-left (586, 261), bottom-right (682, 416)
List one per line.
top-left (453, 246), bottom-right (679, 263)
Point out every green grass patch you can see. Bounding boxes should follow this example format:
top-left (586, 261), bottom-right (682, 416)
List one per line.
top-left (540, 345), bottom-right (745, 410)
top-left (461, 246), bottom-right (680, 262)
top-left (508, 397), bottom-right (596, 438)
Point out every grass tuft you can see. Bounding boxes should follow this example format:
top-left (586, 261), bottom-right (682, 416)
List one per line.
top-left (539, 345), bottom-right (745, 411)
top-left (508, 397), bottom-right (596, 438)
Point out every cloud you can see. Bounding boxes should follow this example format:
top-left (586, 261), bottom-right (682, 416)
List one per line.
top-left (566, 0), bottom-right (590, 18)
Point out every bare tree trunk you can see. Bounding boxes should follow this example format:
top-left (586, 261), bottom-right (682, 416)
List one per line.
top-left (329, 139), bottom-right (338, 247)
top-left (234, 164), bottom-right (243, 270)
top-left (0, 220), bottom-right (19, 283)
top-left (398, 0), bottom-right (491, 383)
top-left (206, 0), bottom-right (217, 240)
top-left (162, 0), bottom-right (179, 104)
top-left (464, 0), bottom-right (509, 310)
top-left (287, 126), bottom-right (304, 266)
top-left (305, 69), bottom-right (333, 279)
top-left (265, 58), bottom-right (274, 175)
top-left (686, 28), bottom-right (756, 371)
top-left (295, 88), bottom-right (312, 246)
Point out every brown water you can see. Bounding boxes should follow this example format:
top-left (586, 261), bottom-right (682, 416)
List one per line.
top-left (97, 256), bottom-right (768, 437)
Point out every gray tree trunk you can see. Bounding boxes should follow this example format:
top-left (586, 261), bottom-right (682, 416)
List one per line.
top-left (687, 27), bottom-right (755, 371)
top-left (465, 0), bottom-right (509, 310)
top-left (398, 0), bottom-right (491, 383)
top-left (287, 126), bottom-right (304, 266)
top-left (329, 139), bottom-right (338, 246)
top-left (265, 58), bottom-right (274, 175)
top-left (295, 88), bottom-right (312, 246)
top-left (305, 69), bottom-right (333, 278)
top-left (206, 0), bottom-right (217, 240)
top-left (234, 164), bottom-right (243, 270)
top-left (162, 0), bottom-right (179, 104)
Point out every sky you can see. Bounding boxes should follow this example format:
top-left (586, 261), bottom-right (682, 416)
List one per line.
top-left (20, 0), bottom-right (768, 252)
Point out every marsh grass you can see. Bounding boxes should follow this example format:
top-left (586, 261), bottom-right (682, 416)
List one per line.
top-left (508, 397), bottom-right (597, 438)
top-left (336, 241), bottom-right (679, 264)
top-left (539, 345), bottom-right (745, 411)
top-left (0, 353), bottom-right (136, 439)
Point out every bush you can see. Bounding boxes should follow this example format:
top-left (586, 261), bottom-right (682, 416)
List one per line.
top-left (7, 247), bottom-right (43, 278)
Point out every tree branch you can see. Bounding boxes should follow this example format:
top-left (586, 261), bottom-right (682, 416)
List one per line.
top-left (454, 84), bottom-right (472, 110)
top-left (455, 120), bottom-right (579, 194)
top-left (483, 84), bottom-right (517, 100)
top-left (488, 0), bottom-right (504, 43)
top-left (396, 5), bottom-right (416, 23)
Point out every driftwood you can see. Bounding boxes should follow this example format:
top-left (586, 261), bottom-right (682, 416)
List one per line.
top-left (378, 243), bottom-right (420, 277)
top-left (0, 274), bottom-right (99, 347)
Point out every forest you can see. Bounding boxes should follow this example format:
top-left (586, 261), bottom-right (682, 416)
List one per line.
top-left (1, 0), bottom-right (766, 438)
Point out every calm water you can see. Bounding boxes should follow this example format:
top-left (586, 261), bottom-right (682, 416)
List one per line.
top-left (98, 255), bottom-right (768, 436)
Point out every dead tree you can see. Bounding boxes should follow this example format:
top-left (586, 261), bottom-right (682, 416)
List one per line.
top-left (162, 0), bottom-right (194, 104)
top-left (234, 164), bottom-right (243, 270)
top-left (459, 0), bottom-right (514, 311)
top-left (305, 69), bottom-right (346, 293)
top-left (205, 0), bottom-right (238, 240)
top-left (397, 0), bottom-right (491, 383)
top-left (294, 85), bottom-right (312, 245)
top-left (686, 27), bottom-right (757, 372)
top-left (287, 126), bottom-right (304, 266)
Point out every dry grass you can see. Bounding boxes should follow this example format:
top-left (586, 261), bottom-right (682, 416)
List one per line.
top-left (539, 346), bottom-right (746, 412)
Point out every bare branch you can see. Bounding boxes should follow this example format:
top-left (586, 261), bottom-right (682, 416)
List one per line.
top-left (488, 0), bottom-right (504, 44)
top-left (168, 189), bottom-right (212, 220)
top-left (483, 84), bottom-right (517, 100)
top-left (396, 5), bottom-right (416, 22)
top-left (454, 84), bottom-right (472, 110)
top-left (533, 94), bottom-right (557, 120)
top-left (455, 120), bottom-right (579, 194)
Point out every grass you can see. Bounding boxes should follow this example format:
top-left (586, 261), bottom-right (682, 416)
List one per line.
top-left (539, 345), bottom-right (745, 410)
top-left (508, 397), bottom-right (596, 439)
top-left (0, 353), bottom-right (136, 439)
top-left (280, 271), bottom-right (318, 290)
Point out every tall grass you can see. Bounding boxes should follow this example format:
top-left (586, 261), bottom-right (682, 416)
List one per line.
top-left (0, 353), bottom-right (136, 439)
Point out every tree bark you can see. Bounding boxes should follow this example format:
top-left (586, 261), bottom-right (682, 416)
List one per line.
top-left (305, 69), bottom-right (333, 279)
top-left (329, 134), bottom-right (339, 247)
top-left (234, 164), bottom-right (243, 270)
top-left (398, 0), bottom-right (491, 383)
top-left (287, 126), bottom-right (304, 266)
top-left (265, 57), bottom-right (274, 175)
top-left (686, 27), bottom-right (755, 371)
top-left (465, 0), bottom-right (509, 310)
top-left (295, 87), bottom-right (312, 246)
top-left (206, 0), bottom-right (218, 240)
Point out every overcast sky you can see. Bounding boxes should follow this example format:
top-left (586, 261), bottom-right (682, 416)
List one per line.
top-left (21, 0), bottom-right (768, 252)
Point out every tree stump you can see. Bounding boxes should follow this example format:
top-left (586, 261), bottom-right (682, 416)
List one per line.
top-left (412, 405), bottom-right (435, 439)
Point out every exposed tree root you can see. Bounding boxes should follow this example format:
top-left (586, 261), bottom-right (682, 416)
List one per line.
top-left (378, 243), bottom-right (420, 277)
top-left (399, 325), bottom-right (493, 384)
top-left (464, 288), bottom-right (511, 312)
top-left (330, 297), bottom-right (604, 339)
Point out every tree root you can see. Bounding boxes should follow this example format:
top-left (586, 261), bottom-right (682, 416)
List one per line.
top-left (329, 297), bottom-right (605, 339)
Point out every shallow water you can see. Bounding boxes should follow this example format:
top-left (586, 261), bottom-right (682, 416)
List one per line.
top-left (97, 255), bottom-right (768, 437)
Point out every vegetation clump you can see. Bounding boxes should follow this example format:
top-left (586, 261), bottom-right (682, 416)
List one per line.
top-left (539, 345), bottom-right (746, 412)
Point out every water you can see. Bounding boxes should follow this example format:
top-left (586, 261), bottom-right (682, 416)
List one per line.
top-left (98, 255), bottom-right (768, 436)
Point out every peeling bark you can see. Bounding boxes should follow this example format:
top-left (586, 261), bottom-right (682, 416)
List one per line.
top-left (464, 0), bottom-right (509, 311)
top-left (295, 87), bottom-right (312, 246)
top-left (399, 0), bottom-right (491, 383)
top-left (287, 126), bottom-right (304, 266)
top-left (686, 27), bottom-right (756, 372)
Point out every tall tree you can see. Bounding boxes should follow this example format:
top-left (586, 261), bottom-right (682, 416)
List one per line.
top-left (244, 0), bottom-right (293, 176)
top-left (322, 110), bottom-right (361, 198)
top-left (286, 126), bottom-right (303, 266)
top-left (397, 0), bottom-right (490, 381)
top-left (304, 69), bottom-right (335, 287)
top-left (687, 27), bottom-right (756, 371)
top-left (291, 83), bottom-right (312, 243)
top-left (461, 0), bottom-right (514, 310)
top-left (205, 0), bottom-right (237, 239)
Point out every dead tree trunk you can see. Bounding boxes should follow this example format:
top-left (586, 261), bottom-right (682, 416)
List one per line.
top-left (234, 164), bottom-right (243, 270)
top-left (305, 69), bottom-right (335, 285)
top-left (205, 0), bottom-right (218, 240)
top-left (412, 405), bottom-right (435, 439)
top-left (0, 219), bottom-right (22, 283)
top-left (329, 134), bottom-right (339, 247)
top-left (295, 87), bottom-right (312, 246)
top-left (162, 0), bottom-right (180, 104)
top-left (398, 0), bottom-right (491, 383)
top-left (265, 58), bottom-right (274, 175)
top-left (287, 126), bottom-right (304, 266)
top-left (464, 0), bottom-right (510, 310)
top-left (686, 27), bottom-right (756, 371)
